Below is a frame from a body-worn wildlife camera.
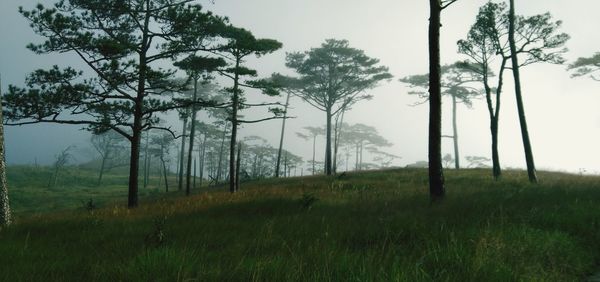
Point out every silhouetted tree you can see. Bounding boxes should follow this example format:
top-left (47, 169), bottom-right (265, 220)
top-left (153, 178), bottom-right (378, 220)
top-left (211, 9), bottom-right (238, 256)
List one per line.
top-left (338, 123), bottom-right (392, 171)
top-left (508, 0), bottom-right (569, 183)
top-left (401, 63), bottom-right (481, 169)
top-left (216, 26), bottom-right (282, 193)
top-left (458, 2), bottom-right (509, 180)
top-left (175, 56), bottom-right (223, 195)
top-left (297, 126), bottom-right (325, 175)
top-left (286, 39), bottom-right (392, 175)
top-left (5, 1), bottom-right (228, 207)
top-left (427, 0), bottom-right (459, 201)
top-left (91, 131), bottom-right (128, 184)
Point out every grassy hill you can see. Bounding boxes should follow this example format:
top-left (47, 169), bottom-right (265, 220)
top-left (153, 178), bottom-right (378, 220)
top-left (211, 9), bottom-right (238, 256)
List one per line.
top-left (2, 166), bottom-right (600, 281)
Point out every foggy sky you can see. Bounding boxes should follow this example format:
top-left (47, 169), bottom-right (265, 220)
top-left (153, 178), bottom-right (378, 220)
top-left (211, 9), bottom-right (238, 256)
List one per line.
top-left (2, 0), bottom-right (600, 174)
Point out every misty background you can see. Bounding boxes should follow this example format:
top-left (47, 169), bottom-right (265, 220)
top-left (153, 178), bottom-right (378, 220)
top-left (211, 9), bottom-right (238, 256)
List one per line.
top-left (1, 0), bottom-right (599, 174)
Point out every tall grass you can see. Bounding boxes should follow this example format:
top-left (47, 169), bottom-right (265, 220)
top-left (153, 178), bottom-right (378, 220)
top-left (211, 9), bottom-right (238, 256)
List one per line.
top-left (2, 166), bottom-right (600, 281)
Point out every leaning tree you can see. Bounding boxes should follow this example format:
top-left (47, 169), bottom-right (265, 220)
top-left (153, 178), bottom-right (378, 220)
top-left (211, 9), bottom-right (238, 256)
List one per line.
top-left (507, 0), bottom-right (569, 183)
top-left (286, 39), bottom-right (392, 175)
top-left (458, 2), bottom-right (568, 181)
top-left (4, 1), bottom-right (229, 207)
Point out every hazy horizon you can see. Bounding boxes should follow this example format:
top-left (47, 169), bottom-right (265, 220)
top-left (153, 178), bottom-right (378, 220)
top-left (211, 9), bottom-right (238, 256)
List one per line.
top-left (2, 0), bottom-right (600, 175)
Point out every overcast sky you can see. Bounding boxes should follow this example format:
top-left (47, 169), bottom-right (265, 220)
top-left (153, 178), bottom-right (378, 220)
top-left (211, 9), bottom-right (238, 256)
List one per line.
top-left (1, 0), bottom-right (600, 174)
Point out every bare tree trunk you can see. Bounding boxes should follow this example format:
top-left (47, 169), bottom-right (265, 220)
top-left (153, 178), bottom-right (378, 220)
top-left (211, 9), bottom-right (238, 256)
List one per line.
top-left (428, 0), bottom-right (445, 201)
top-left (0, 75), bottom-right (11, 228)
top-left (235, 142), bottom-right (241, 191)
top-left (333, 109), bottom-right (345, 174)
top-left (178, 117), bottom-right (188, 191)
top-left (216, 122), bottom-right (227, 183)
top-left (229, 58), bottom-right (241, 193)
top-left (199, 134), bottom-right (207, 187)
top-left (186, 78), bottom-right (199, 196)
top-left (312, 135), bottom-right (316, 175)
top-left (275, 92), bottom-right (291, 177)
top-left (508, 0), bottom-right (538, 183)
top-left (97, 151), bottom-right (109, 185)
top-left (161, 155), bottom-right (169, 193)
top-left (143, 131), bottom-right (149, 188)
top-left (325, 107), bottom-right (333, 175)
top-left (451, 94), bottom-right (460, 169)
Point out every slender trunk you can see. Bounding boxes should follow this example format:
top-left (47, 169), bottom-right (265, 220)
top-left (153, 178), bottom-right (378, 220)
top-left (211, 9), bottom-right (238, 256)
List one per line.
top-left (284, 152), bottom-right (288, 177)
top-left (275, 92), bottom-right (291, 177)
top-left (143, 131), bottom-right (149, 188)
top-left (178, 117), bottom-right (188, 191)
top-left (199, 134), bottom-right (207, 187)
top-left (186, 77), bottom-right (199, 196)
top-left (325, 108), bottom-right (333, 175)
top-left (508, 0), bottom-right (537, 183)
top-left (161, 152), bottom-right (168, 193)
top-left (312, 135), bottom-right (316, 175)
top-left (333, 110), bottom-right (345, 174)
top-left (235, 142), bottom-right (241, 191)
top-left (216, 123), bottom-right (227, 183)
top-left (0, 75), bottom-right (11, 227)
top-left (229, 58), bottom-right (241, 193)
top-left (98, 152), bottom-right (108, 185)
top-left (451, 94), bottom-right (460, 169)
top-left (359, 141), bottom-right (364, 170)
top-left (428, 0), bottom-right (445, 201)
top-left (484, 59), bottom-right (506, 180)
top-left (355, 143), bottom-right (359, 171)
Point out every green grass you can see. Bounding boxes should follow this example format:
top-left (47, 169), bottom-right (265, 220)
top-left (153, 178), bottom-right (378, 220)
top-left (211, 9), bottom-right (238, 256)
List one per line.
top-left (2, 166), bottom-right (600, 281)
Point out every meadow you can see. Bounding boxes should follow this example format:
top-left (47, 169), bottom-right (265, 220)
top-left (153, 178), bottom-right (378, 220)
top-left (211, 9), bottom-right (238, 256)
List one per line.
top-left (1, 165), bottom-right (600, 281)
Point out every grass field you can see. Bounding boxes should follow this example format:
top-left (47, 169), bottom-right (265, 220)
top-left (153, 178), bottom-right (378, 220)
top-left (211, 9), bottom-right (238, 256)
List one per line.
top-left (2, 166), bottom-right (600, 281)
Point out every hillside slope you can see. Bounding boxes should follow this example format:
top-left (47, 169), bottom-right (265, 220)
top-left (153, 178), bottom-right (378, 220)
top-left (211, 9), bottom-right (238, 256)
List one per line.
top-left (1, 167), bottom-right (600, 281)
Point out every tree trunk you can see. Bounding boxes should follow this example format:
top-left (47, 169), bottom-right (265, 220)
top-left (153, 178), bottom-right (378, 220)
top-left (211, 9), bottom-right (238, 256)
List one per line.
top-left (325, 107), bottom-right (333, 175)
top-left (161, 153), bottom-right (169, 193)
top-left (229, 58), bottom-right (241, 193)
top-left (143, 131), bottom-right (149, 188)
top-left (199, 134), bottom-right (207, 187)
top-left (275, 92), bottom-right (291, 177)
top-left (484, 58), bottom-right (507, 180)
top-left (178, 117), bottom-right (188, 191)
top-left (428, 0), bottom-right (445, 201)
top-left (451, 94), bottom-right (460, 169)
top-left (0, 75), bottom-right (11, 228)
top-left (312, 135), bottom-right (316, 175)
top-left (508, 0), bottom-right (538, 183)
top-left (235, 142), bottom-right (241, 191)
top-left (97, 152), bottom-right (108, 185)
top-left (333, 109), bottom-right (345, 174)
top-left (216, 122), bottom-right (227, 183)
top-left (186, 77), bottom-right (199, 196)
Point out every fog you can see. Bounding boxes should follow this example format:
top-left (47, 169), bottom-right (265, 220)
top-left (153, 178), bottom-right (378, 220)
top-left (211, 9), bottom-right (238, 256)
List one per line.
top-left (1, 0), bottom-right (600, 174)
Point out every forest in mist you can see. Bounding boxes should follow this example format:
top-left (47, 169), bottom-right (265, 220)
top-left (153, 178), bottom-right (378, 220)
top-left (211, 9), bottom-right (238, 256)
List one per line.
top-left (2, 1), bottom-right (600, 280)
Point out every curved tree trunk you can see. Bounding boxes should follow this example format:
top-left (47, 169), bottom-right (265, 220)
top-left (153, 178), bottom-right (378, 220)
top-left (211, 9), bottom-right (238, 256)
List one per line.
top-left (428, 0), bottom-right (445, 201)
top-left (508, 0), bottom-right (538, 183)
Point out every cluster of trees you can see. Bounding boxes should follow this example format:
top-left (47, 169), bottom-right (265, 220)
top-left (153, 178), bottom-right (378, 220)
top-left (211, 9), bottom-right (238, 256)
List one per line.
top-left (421, 0), bottom-right (574, 201)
